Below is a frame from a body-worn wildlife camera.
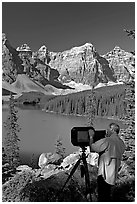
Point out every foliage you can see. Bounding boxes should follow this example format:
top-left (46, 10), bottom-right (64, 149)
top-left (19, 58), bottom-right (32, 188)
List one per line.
top-left (86, 89), bottom-right (97, 126)
top-left (54, 136), bottom-right (66, 160)
top-left (2, 147), bottom-right (16, 184)
top-left (2, 170), bottom-right (36, 202)
top-left (3, 93), bottom-right (21, 169)
top-left (2, 162), bottom-right (135, 202)
top-left (120, 81), bottom-right (135, 174)
top-left (124, 29), bottom-right (135, 39)
top-left (15, 91), bottom-right (56, 107)
top-left (14, 165), bottom-right (97, 202)
top-left (112, 174), bottom-right (135, 202)
top-left (44, 84), bottom-right (126, 118)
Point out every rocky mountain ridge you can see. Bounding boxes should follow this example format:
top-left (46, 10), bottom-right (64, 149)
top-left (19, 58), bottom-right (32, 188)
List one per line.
top-left (2, 33), bottom-right (135, 96)
top-left (49, 43), bottom-right (134, 86)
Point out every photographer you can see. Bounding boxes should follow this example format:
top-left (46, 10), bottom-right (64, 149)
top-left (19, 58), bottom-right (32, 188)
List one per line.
top-left (89, 123), bottom-right (125, 202)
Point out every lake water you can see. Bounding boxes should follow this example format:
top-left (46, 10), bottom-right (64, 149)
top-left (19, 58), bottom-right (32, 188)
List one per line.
top-left (2, 104), bottom-right (126, 167)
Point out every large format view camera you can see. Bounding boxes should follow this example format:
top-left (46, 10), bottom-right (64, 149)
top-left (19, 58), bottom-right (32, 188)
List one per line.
top-left (71, 126), bottom-right (106, 147)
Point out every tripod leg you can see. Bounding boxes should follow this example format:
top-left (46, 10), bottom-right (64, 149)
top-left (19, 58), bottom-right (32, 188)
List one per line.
top-left (82, 156), bottom-right (92, 201)
top-left (61, 158), bottom-right (81, 191)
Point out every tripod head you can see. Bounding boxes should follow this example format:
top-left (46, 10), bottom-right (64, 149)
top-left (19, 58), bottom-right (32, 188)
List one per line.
top-left (79, 146), bottom-right (88, 158)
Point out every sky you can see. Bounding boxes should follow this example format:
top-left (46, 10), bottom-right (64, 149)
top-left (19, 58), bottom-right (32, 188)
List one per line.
top-left (2, 2), bottom-right (135, 55)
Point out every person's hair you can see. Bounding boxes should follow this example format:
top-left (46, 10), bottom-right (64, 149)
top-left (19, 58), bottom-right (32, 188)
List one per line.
top-left (109, 123), bottom-right (120, 134)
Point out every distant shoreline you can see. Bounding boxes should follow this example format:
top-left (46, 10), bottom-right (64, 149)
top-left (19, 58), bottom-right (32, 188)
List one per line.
top-left (42, 109), bottom-right (123, 122)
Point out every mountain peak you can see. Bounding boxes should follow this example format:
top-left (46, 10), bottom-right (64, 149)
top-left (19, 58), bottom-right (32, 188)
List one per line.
top-left (113, 45), bottom-right (122, 51)
top-left (16, 44), bottom-right (32, 52)
top-left (71, 42), bottom-right (95, 52)
top-left (60, 42), bottom-right (96, 57)
top-left (38, 45), bottom-right (48, 52)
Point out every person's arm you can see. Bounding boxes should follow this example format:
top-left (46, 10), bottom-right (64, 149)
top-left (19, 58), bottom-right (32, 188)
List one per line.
top-left (89, 138), bottom-right (108, 153)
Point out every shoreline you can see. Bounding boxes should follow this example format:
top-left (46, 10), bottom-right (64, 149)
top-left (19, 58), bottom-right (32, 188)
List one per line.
top-left (42, 109), bottom-right (122, 121)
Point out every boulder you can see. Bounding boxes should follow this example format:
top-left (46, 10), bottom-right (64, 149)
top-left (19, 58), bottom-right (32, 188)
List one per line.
top-left (60, 149), bottom-right (98, 170)
top-left (60, 152), bottom-right (80, 169)
top-left (38, 153), bottom-right (63, 168)
top-left (38, 153), bottom-right (49, 168)
top-left (40, 164), bottom-right (62, 179)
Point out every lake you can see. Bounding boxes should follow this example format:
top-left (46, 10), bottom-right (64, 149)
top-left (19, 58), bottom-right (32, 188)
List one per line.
top-left (2, 104), bottom-right (126, 167)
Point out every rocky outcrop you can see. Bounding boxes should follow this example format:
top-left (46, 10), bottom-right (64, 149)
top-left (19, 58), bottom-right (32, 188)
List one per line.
top-left (49, 43), bottom-right (104, 86)
top-left (33, 45), bottom-right (51, 64)
top-left (3, 151), bottom-right (133, 202)
top-left (2, 34), bottom-right (23, 83)
top-left (49, 43), bottom-right (134, 86)
top-left (35, 44), bottom-right (134, 87)
top-left (103, 46), bottom-right (135, 82)
top-left (16, 44), bottom-right (32, 52)
top-left (38, 149), bottom-right (99, 178)
top-left (38, 152), bottom-right (63, 168)
top-left (2, 34), bottom-right (72, 92)
top-left (2, 33), bottom-right (135, 93)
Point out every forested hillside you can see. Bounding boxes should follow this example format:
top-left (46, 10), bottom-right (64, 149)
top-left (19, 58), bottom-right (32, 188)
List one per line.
top-left (44, 84), bottom-right (126, 118)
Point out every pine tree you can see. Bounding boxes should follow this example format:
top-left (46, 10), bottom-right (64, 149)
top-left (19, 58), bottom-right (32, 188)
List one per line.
top-left (86, 89), bottom-right (97, 126)
top-left (3, 93), bottom-right (21, 169)
top-left (54, 136), bottom-right (66, 160)
top-left (120, 29), bottom-right (135, 174)
top-left (120, 80), bottom-right (135, 173)
top-left (124, 29), bottom-right (135, 39)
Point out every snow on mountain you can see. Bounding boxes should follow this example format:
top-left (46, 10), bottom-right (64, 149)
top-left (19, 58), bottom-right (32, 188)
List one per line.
top-left (2, 33), bottom-right (134, 96)
top-left (16, 44), bottom-right (32, 52)
top-left (63, 81), bottom-right (92, 91)
top-left (11, 74), bottom-right (51, 94)
top-left (2, 80), bottom-right (21, 94)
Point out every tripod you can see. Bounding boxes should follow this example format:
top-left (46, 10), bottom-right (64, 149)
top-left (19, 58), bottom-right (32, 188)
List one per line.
top-left (61, 146), bottom-right (92, 201)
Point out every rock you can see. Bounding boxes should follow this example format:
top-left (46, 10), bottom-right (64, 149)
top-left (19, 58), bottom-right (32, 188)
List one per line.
top-left (46, 153), bottom-right (63, 165)
top-left (16, 165), bottom-right (32, 172)
top-left (38, 153), bottom-right (63, 168)
top-left (103, 46), bottom-right (135, 82)
top-left (2, 34), bottom-right (134, 91)
top-left (16, 44), bottom-right (32, 52)
top-left (38, 153), bottom-right (48, 168)
top-left (60, 149), bottom-right (98, 170)
top-left (33, 45), bottom-right (51, 64)
top-left (60, 152), bottom-right (80, 169)
top-left (40, 164), bottom-right (62, 179)
top-left (49, 43), bottom-right (134, 86)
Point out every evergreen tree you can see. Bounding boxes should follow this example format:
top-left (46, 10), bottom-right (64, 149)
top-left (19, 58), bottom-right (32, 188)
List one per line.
top-left (120, 80), bottom-right (135, 174)
top-left (86, 89), bottom-right (97, 126)
top-left (54, 136), bottom-right (66, 160)
top-left (120, 29), bottom-right (135, 174)
top-left (3, 93), bottom-right (21, 169)
top-left (124, 29), bottom-right (135, 39)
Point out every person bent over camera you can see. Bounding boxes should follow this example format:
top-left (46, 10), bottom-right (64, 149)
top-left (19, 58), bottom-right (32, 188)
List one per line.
top-left (89, 123), bottom-right (125, 202)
